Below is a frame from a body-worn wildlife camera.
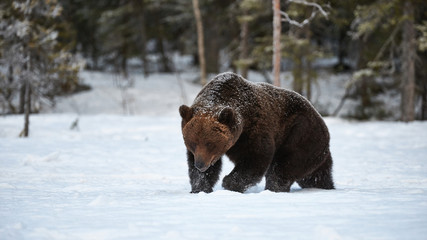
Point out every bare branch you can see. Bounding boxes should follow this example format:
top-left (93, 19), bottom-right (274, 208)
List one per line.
top-left (280, 0), bottom-right (329, 28)
top-left (372, 20), bottom-right (402, 62)
top-left (280, 10), bottom-right (317, 28)
top-left (288, 0), bottom-right (329, 18)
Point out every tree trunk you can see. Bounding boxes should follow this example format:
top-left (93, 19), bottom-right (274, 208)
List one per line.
top-left (335, 29), bottom-right (349, 72)
top-left (361, 77), bottom-right (370, 111)
top-left (22, 80), bottom-right (31, 137)
top-left (272, 0), bottom-right (281, 87)
top-left (6, 65), bottom-right (16, 113)
top-left (273, 0), bottom-right (282, 87)
top-left (292, 58), bottom-right (303, 94)
top-left (306, 59), bottom-right (312, 101)
top-left (134, 0), bottom-right (149, 77)
top-left (192, 0), bottom-right (207, 85)
top-left (204, 17), bottom-right (220, 74)
top-left (7, 65), bottom-right (13, 84)
top-left (422, 84), bottom-right (427, 120)
top-left (121, 43), bottom-right (128, 78)
top-left (401, 1), bottom-right (416, 122)
top-left (19, 85), bottom-right (26, 114)
top-left (157, 36), bottom-right (171, 72)
top-left (91, 35), bottom-right (99, 70)
top-left (240, 19), bottom-right (249, 79)
top-left (305, 26), bottom-right (313, 101)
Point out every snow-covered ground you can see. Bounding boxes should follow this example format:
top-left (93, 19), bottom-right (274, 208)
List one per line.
top-left (47, 71), bottom-right (202, 116)
top-left (46, 70), bottom-right (352, 117)
top-left (1, 71), bottom-right (427, 240)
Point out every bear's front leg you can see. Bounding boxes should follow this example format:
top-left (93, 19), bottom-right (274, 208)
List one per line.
top-left (222, 155), bottom-right (272, 193)
top-left (223, 140), bottom-right (274, 193)
top-left (222, 168), bottom-right (266, 193)
top-left (187, 150), bottom-right (222, 193)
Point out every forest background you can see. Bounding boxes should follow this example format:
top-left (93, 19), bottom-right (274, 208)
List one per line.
top-left (1, 0), bottom-right (427, 125)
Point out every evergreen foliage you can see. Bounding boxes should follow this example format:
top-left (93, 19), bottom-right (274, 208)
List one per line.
top-left (0, 0), bottom-right (83, 136)
top-left (346, 0), bottom-right (426, 120)
top-left (0, 0), bottom-right (83, 114)
top-left (0, 0), bottom-right (426, 120)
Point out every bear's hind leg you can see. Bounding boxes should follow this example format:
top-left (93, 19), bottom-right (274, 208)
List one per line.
top-left (297, 153), bottom-right (334, 190)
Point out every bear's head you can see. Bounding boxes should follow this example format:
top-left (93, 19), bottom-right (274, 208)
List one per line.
top-left (179, 105), bottom-right (240, 172)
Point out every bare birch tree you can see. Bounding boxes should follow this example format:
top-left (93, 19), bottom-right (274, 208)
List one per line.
top-left (272, 0), bottom-right (328, 87)
top-left (192, 0), bottom-right (207, 85)
top-left (272, 0), bottom-right (281, 86)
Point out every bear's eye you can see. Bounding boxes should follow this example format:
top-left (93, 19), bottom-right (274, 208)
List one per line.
top-left (205, 142), bottom-right (214, 150)
top-left (187, 142), bottom-right (196, 152)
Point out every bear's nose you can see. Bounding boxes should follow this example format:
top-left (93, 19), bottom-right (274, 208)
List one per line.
top-left (194, 160), bottom-right (209, 172)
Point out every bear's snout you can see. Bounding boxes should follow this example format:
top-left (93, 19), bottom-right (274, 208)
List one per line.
top-left (194, 160), bottom-right (210, 172)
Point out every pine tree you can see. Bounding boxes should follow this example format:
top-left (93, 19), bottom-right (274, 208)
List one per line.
top-left (234, 0), bottom-right (263, 79)
top-left (95, 0), bottom-right (152, 77)
top-left (192, 0), bottom-right (206, 85)
top-left (281, 1), bottom-right (329, 101)
top-left (351, 0), bottom-right (425, 121)
top-left (0, 0), bottom-right (83, 136)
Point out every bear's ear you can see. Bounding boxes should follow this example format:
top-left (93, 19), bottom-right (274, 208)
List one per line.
top-left (218, 107), bottom-right (235, 127)
top-left (179, 105), bottom-right (193, 122)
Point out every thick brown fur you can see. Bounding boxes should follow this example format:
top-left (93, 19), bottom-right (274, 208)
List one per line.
top-left (179, 72), bottom-right (335, 193)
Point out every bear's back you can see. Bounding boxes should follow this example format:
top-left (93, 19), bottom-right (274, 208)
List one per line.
top-left (192, 73), bottom-right (255, 112)
top-left (256, 82), bottom-right (313, 116)
top-left (192, 72), bottom-right (317, 121)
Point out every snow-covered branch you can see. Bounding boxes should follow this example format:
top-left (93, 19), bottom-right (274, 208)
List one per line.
top-left (280, 0), bottom-right (329, 28)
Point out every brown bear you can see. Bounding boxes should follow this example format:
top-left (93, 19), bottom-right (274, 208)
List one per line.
top-left (179, 72), bottom-right (334, 193)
